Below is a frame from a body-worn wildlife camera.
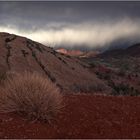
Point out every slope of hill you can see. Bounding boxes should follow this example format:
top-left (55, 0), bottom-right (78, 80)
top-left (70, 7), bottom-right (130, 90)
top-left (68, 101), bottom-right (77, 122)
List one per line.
top-left (80, 42), bottom-right (140, 96)
top-left (98, 43), bottom-right (140, 58)
top-left (0, 32), bottom-right (108, 94)
top-left (125, 43), bottom-right (140, 57)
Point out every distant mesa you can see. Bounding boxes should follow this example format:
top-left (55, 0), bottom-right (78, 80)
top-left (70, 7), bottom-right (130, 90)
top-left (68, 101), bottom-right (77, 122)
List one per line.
top-left (56, 48), bottom-right (84, 56)
top-left (56, 48), bottom-right (100, 58)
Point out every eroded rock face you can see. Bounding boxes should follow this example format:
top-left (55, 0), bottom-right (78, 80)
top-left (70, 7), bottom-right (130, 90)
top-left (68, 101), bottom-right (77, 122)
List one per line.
top-left (0, 32), bottom-right (109, 93)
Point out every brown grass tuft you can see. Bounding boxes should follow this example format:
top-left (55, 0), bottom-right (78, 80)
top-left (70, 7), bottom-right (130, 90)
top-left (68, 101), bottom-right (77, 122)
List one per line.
top-left (0, 71), bottom-right (63, 122)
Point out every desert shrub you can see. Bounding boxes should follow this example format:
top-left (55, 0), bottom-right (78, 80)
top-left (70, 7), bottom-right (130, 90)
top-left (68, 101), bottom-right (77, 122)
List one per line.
top-left (95, 71), bottom-right (111, 80)
top-left (89, 63), bottom-right (96, 68)
top-left (118, 69), bottom-right (126, 77)
top-left (135, 74), bottom-right (138, 78)
top-left (71, 67), bottom-right (75, 70)
top-left (95, 71), bottom-right (103, 79)
top-left (0, 72), bottom-right (63, 122)
top-left (0, 71), bottom-right (7, 84)
top-left (65, 55), bottom-right (71, 58)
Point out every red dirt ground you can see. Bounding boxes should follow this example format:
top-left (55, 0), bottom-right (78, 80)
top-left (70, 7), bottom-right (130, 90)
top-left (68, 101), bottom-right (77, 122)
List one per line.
top-left (0, 95), bottom-right (140, 139)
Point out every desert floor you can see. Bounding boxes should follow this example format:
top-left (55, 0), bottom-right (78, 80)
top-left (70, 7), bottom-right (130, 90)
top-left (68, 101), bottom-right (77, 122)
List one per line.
top-left (0, 95), bottom-right (140, 139)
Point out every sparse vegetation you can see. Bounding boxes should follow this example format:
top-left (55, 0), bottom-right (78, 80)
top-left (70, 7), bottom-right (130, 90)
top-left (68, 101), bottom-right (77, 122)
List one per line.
top-left (71, 80), bottom-right (109, 93)
top-left (82, 56), bottom-right (140, 96)
top-left (117, 69), bottom-right (126, 77)
top-left (108, 80), bottom-right (140, 96)
top-left (95, 71), bottom-right (111, 80)
top-left (21, 49), bottom-right (29, 57)
top-left (0, 72), bottom-right (63, 122)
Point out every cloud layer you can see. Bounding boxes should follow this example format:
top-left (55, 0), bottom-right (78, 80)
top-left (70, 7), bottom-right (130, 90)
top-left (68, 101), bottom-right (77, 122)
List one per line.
top-left (0, 18), bottom-right (140, 50)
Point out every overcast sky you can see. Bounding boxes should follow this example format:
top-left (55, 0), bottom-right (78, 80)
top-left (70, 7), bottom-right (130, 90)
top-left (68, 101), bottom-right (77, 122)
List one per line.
top-left (0, 1), bottom-right (140, 50)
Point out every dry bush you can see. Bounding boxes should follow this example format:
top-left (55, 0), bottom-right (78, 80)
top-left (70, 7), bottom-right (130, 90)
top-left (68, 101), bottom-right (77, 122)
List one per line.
top-left (0, 71), bottom-right (63, 122)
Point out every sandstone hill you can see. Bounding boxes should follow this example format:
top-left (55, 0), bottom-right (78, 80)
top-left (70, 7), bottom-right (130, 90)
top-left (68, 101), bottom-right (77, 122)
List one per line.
top-left (0, 32), bottom-right (108, 93)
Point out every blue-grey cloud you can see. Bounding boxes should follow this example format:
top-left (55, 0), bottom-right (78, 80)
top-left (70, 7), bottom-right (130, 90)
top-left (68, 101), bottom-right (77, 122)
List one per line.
top-left (0, 18), bottom-right (140, 49)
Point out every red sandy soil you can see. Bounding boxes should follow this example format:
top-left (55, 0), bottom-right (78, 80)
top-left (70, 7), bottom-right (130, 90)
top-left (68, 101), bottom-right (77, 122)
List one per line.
top-left (0, 95), bottom-right (140, 139)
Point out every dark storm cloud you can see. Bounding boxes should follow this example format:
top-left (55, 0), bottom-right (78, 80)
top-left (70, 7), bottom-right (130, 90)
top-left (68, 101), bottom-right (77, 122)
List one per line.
top-left (1, 2), bottom-right (140, 22)
top-left (0, 1), bottom-right (140, 49)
